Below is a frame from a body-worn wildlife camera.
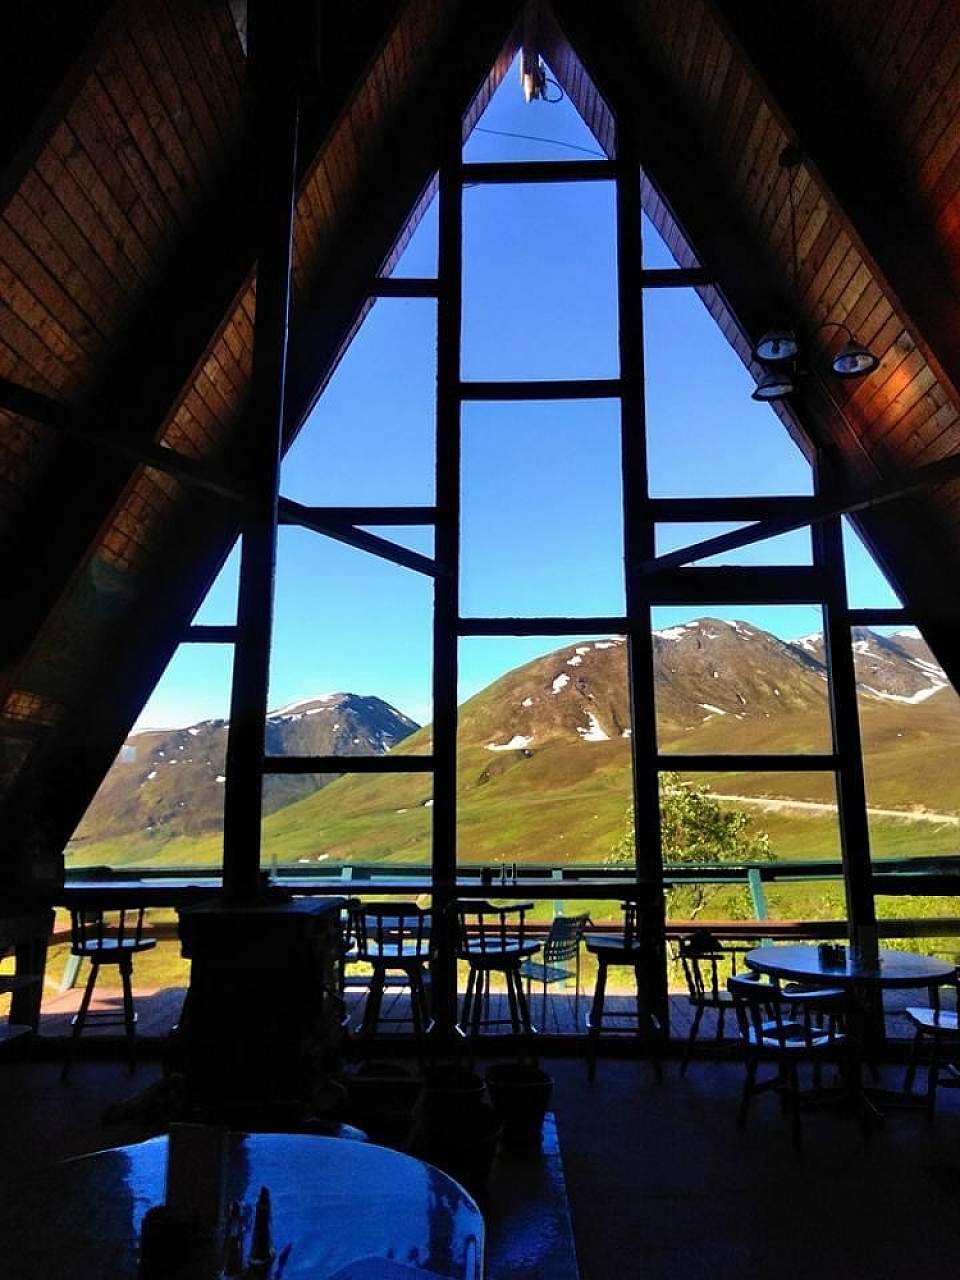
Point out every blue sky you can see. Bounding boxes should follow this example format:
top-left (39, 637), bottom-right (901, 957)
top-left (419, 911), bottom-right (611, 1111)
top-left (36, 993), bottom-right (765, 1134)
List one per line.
top-left (136, 57), bottom-right (901, 730)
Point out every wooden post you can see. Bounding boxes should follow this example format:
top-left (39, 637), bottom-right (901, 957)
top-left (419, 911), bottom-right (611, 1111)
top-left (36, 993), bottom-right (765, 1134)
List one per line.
top-left (430, 112), bottom-right (464, 1030)
top-left (616, 122), bottom-right (669, 1032)
top-left (222, 0), bottom-right (302, 902)
top-left (813, 454), bottom-right (876, 943)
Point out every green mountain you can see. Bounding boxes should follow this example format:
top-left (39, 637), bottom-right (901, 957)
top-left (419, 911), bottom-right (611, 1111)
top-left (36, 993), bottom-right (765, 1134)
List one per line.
top-left (66, 624), bottom-right (960, 869)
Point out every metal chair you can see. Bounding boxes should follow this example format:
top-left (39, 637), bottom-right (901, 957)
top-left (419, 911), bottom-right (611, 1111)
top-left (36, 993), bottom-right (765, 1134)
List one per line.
top-left (903, 968), bottom-right (960, 1117)
top-left (584, 901), bottom-right (663, 1083)
top-left (520, 912), bottom-right (590, 1029)
top-left (61, 907), bottom-right (156, 1078)
top-left (727, 973), bottom-right (847, 1150)
top-left (455, 900), bottom-right (540, 1051)
top-left (350, 903), bottom-right (433, 1065)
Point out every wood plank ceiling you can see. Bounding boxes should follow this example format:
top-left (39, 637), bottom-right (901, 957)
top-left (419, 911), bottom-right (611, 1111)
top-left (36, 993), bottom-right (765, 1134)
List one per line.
top-left (2, 0), bottom-right (960, 865)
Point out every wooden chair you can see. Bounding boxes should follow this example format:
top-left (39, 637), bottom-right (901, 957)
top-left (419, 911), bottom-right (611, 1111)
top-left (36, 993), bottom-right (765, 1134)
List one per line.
top-left (903, 969), bottom-right (960, 1117)
top-left (519, 912), bottom-right (590, 1029)
top-left (350, 903), bottom-right (433, 1066)
top-left (61, 907), bottom-right (156, 1078)
top-left (455, 901), bottom-right (540, 1052)
top-left (584, 901), bottom-right (663, 1084)
top-left (675, 932), bottom-right (746, 1075)
top-left (727, 973), bottom-right (847, 1150)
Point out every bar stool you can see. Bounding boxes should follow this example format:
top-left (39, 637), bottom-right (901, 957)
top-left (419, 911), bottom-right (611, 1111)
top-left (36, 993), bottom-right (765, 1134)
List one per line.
top-left (455, 901), bottom-right (540, 1055)
top-left (61, 907), bottom-right (156, 1078)
top-left (351, 903), bottom-right (433, 1066)
top-left (584, 901), bottom-right (663, 1083)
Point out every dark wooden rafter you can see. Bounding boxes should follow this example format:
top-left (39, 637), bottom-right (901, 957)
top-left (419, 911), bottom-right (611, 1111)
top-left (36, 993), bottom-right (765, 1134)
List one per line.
top-left (0, 375), bottom-right (439, 578)
top-left (459, 378), bottom-right (621, 400)
top-left (641, 449), bottom-right (960, 575)
top-left (460, 158), bottom-right (618, 183)
top-left (0, 2), bottom-right (405, 686)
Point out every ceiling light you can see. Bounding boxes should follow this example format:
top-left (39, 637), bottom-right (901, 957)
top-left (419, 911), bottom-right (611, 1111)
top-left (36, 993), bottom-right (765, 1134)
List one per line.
top-left (754, 328), bottom-right (799, 363)
top-left (831, 336), bottom-right (879, 378)
top-left (751, 367), bottom-right (796, 401)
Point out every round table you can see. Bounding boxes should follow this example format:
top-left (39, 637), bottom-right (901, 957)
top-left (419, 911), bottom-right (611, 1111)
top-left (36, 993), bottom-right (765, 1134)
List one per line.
top-left (745, 945), bottom-right (956, 990)
top-left (0, 1133), bottom-right (484, 1279)
top-left (745, 944), bottom-right (956, 1124)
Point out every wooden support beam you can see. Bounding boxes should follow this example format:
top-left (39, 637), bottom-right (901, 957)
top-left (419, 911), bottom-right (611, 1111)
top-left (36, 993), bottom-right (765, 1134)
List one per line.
top-left (0, 376), bottom-right (245, 505)
top-left (184, 626), bottom-right (239, 644)
top-left (281, 505), bottom-right (437, 525)
top-left (641, 452), bottom-right (960, 574)
top-left (460, 159), bottom-right (618, 183)
top-left (222, 0), bottom-right (302, 903)
top-left (814, 454), bottom-right (877, 952)
top-left (847, 609), bottom-right (914, 628)
top-left (263, 755), bottom-right (433, 775)
top-left (618, 118), bottom-right (669, 1031)
top-left (649, 496), bottom-right (816, 522)
top-left (635, 268), bottom-right (713, 288)
top-left (457, 616), bottom-right (626, 636)
top-left (634, 566), bottom-right (826, 604)
top-left (368, 278), bottom-right (440, 298)
top-left (278, 498), bottom-right (440, 577)
top-left (459, 378), bottom-right (621, 401)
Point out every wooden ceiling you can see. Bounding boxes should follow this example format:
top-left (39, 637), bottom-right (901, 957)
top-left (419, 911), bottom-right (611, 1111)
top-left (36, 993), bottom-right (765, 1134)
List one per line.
top-left (2, 0), bottom-right (960, 865)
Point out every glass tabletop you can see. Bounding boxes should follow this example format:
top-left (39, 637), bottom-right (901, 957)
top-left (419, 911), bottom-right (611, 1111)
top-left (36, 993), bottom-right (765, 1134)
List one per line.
top-left (0, 1133), bottom-right (483, 1279)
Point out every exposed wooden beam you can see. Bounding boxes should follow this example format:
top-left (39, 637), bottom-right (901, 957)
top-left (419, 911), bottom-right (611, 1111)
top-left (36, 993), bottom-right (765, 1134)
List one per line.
top-left (460, 159), bottom-right (618, 183)
top-left (635, 268), bottom-right (714, 288)
top-left (278, 498), bottom-right (440, 577)
top-left (284, 505), bottom-right (437, 525)
top-left (847, 609), bottom-right (914, 628)
top-left (649, 497), bottom-right (816, 522)
top-left (367, 278), bottom-right (439, 298)
top-left (459, 378), bottom-right (621, 401)
top-left (184, 626), bottom-right (239, 644)
top-left (0, 376), bottom-right (245, 504)
top-left (634, 565), bottom-right (825, 605)
top-left (640, 451), bottom-right (960, 574)
top-left (457, 616), bottom-right (626, 636)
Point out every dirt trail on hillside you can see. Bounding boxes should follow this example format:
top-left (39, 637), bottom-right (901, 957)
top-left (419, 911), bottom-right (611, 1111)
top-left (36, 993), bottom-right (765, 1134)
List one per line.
top-left (713, 793), bottom-right (960, 826)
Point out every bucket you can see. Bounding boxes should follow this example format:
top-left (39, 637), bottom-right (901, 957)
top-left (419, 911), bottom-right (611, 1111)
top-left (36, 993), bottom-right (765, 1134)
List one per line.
top-left (484, 1063), bottom-right (553, 1147)
top-left (409, 1067), bottom-right (501, 1194)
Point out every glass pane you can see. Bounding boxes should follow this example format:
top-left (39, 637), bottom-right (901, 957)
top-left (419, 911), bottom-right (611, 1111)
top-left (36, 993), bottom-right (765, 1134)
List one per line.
top-left (464, 53), bottom-right (607, 163)
top-left (652, 605), bottom-right (831, 754)
top-left (462, 182), bottom-right (618, 380)
top-left (270, 527), bottom-right (431, 752)
top-left (650, 771), bottom-right (842, 925)
top-left (383, 190), bottom-right (438, 278)
top-left (460, 400), bottom-right (624, 616)
top-left (261, 773), bottom-right (432, 872)
top-left (66, 645), bottom-right (234, 871)
top-left (281, 298), bottom-right (435, 506)
top-left (457, 635), bottom-right (632, 869)
top-left (655, 523), bottom-right (812, 567)
top-left (842, 516), bottom-right (903, 608)
top-left (856, 629), bottom-right (960, 859)
top-left (641, 209), bottom-right (694, 270)
top-left (644, 288), bottom-right (814, 497)
top-left (190, 541), bottom-right (240, 625)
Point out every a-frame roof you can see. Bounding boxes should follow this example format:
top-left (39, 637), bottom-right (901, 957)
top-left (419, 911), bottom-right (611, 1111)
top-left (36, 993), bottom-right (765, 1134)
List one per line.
top-left (2, 0), bottom-right (960, 866)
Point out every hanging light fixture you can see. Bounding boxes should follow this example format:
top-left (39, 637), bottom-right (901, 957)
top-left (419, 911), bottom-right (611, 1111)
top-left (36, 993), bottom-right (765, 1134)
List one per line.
top-left (751, 366), bottom-right (797, 402)
top-left (751, 146), bottom-right (880, 400)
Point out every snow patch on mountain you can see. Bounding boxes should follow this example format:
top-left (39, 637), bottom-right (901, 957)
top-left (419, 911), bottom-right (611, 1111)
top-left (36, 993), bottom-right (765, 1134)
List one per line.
top-left (552, 674), bottom-right (570, 693)
top-left (486, 734), bottom-right (534, 752)
top-left (577, 713), bottom-right (609, 742)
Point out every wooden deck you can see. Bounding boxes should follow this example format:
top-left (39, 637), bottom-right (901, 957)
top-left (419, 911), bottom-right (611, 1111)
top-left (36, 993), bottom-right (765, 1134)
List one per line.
top-left (32, 976), bottom-right (923, 1043)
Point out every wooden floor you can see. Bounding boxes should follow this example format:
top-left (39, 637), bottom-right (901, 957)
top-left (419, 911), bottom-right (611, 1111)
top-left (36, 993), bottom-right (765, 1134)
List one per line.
top-left (33, 977), bottom-right (922, 1042)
